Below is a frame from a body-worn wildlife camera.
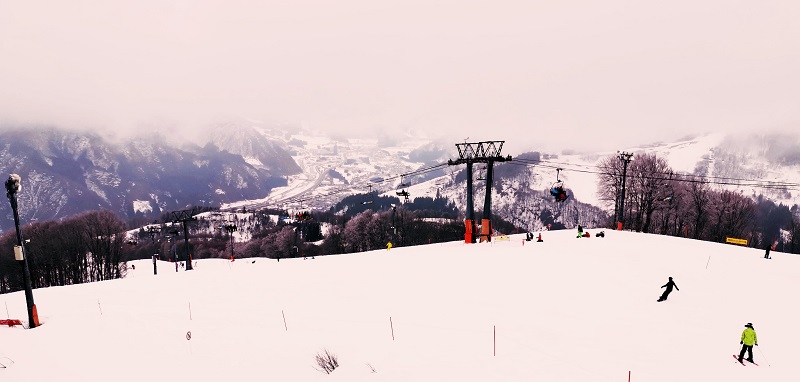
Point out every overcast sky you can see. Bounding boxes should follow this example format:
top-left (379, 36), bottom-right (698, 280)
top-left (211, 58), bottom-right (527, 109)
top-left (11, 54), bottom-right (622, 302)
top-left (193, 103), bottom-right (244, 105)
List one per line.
top-left (1, 0), bottom-right (798, 154)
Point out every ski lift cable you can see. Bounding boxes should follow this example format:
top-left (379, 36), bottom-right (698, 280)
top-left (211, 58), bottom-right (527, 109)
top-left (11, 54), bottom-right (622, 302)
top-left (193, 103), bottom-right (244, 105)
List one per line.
top-left (513, 156), bottom-right (800, 187)
top-left (509, 157), bottom-right (800, 187)
top-left (275, 162), bottom-right (449, 206)
top-left (277, 153), bottom-right (800, 207)
top-left (506, 159), bottom-right (800, 191)
top-left (520, 157), bottom-right (800, 187)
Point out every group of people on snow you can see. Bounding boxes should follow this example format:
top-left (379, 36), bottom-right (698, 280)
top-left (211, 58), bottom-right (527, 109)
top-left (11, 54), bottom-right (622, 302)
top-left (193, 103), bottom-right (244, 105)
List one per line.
top-left (525, 232), bottom-right (543, 242)
top-left (574, 225), bottom-right (604, 238)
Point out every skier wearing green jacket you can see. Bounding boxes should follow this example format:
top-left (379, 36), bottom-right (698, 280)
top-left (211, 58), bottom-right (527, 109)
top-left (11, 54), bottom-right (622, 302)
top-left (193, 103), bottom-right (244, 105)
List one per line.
top-left (738, 323), bottom-right (758, 364)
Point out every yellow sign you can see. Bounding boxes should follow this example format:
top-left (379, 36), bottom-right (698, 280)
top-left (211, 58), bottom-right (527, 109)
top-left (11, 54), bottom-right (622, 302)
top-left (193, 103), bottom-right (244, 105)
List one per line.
top-left (725, 237), bottom-right (748, 246)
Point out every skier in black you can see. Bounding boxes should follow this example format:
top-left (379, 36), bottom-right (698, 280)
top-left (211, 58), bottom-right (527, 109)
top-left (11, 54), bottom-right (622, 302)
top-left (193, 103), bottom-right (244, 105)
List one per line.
top-left (764, 242), bottom-right (772, 259)
top-left (657, 277), bottom-right (679, 302)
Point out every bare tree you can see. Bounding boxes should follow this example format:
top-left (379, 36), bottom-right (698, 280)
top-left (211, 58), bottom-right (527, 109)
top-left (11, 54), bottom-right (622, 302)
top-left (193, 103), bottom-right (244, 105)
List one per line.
top-left (627, 153), bottom-right (674, 233)
top-left (708, 190), bottom-right (756, 242)
top-left (788, 207), bottom-right (800, 254)
top-left (274, 226), bottom-right (296, 258)
top-left (343, 210), bottom-right (374, 252)
top-left (0, 210), bottom-right (129, 293)
top-left (686, 175), bottom-right (712, 240)
top-left (596, 154), bottom-right (625, 215)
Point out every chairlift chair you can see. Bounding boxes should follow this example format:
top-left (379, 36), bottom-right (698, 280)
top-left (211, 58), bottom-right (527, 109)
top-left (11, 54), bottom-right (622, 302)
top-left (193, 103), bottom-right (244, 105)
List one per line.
top-left (550, 168), bottom-right (569, 202)
top-left (361, 184), bottom-right (374, 205)
top-left (476, 165), bottom-right (487, 181)
top-left (396, 176), bottom-right (411, 202)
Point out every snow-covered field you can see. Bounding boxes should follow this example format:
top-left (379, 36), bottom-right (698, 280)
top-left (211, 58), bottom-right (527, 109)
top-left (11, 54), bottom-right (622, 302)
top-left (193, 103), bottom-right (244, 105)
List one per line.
top-left (2, 230), bottom-right (798, 381)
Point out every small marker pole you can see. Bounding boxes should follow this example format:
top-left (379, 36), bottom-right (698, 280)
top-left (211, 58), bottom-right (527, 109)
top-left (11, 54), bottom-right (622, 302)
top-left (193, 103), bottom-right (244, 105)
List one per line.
top-left (5, 301), bottom-right (9, 318)
top-left (493, 325), bottom-right (496, 356)
top-left (706, 256), bottom-right (711, 269)
top-left (189, 301), bottom-right (192, 320)
top-left (628, 370), bottom-right (631, 382)
top-left (282, 310), bottom-right (288, 331)
top-left (390, 316), bottom-right (395, 341)
top-left (98, 299), bottom-right (103, 315)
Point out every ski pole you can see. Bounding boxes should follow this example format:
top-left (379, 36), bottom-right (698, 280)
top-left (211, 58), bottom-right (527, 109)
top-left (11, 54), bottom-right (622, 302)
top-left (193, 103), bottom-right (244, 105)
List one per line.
top-left (757, 346), bottom-right (771, 367)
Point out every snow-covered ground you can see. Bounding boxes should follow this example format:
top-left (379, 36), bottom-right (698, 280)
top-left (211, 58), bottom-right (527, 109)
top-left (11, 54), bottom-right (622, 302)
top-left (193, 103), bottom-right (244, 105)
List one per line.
top-left (2, 230), bottom-right (797, 382)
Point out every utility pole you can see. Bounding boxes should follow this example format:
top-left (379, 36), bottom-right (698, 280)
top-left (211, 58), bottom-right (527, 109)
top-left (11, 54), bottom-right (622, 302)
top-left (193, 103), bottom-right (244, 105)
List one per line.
top-left (5, 174), bottom-right (39, 328)
top-left (171, 209), bottom-right (197, 270)
top-left (617, 152), bottom-right (634, 230)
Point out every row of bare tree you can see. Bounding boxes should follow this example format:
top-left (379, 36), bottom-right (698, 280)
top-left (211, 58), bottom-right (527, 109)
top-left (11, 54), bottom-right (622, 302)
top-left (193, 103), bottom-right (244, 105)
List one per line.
top-left (233, 208), bottom-right (465, 259)
top-left (0, 210), bottom-right (127, 294)
top-left (596, 152), bottom-right (793, 248)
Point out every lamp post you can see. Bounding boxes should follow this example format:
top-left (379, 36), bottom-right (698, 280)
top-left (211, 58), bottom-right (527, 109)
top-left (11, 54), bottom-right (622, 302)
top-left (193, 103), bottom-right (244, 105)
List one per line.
top-left (5, 174), bottom-right (39, 328)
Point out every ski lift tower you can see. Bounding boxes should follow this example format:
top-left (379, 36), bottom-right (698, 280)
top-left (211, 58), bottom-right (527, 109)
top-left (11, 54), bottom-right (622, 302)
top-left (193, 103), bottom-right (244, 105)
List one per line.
top-left (448, 141), bottom-right (512, 243)
top-left (170, 209), bottom-right (197, 271)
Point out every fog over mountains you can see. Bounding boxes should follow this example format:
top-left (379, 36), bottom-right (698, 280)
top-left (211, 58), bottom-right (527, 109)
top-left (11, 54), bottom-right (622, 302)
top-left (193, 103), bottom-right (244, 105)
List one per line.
top-left (0, 123), bottom-right (298, 233)
top-left (0, 121), bottom-right (798, 234)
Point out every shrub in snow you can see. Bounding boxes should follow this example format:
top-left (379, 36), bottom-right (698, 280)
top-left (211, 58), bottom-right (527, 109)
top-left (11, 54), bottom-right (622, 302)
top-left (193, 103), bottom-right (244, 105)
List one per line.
top-left (314, 348), bottom-right (339, 374)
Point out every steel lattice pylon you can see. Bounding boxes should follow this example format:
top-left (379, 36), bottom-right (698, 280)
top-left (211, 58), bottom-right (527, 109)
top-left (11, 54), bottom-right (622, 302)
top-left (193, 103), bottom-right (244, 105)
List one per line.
top-left (448, 141), bottom-right (512, 244)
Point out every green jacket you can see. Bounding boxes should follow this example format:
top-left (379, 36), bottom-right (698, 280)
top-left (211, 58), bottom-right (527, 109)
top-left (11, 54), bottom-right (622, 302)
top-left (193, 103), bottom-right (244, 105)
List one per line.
top-left (741, 327), bottom-right (758, 346)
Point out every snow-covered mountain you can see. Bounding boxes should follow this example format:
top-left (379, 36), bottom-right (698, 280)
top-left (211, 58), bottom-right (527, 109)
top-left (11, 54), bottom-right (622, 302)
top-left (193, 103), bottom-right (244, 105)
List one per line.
top-left (224, 128), bottom-right (800, 232)
top-left (2, 119), bottom-right (797, 234)
top-left (0, 125), bottom-right (300, 233)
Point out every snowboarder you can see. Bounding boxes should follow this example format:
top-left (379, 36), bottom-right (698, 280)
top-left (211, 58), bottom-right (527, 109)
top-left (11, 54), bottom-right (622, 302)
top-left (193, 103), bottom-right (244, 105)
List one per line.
top-left (576, 225), bottom-right (583, 238)
top-left (764, 242), bottom-right (772, 259)
top-left (536, 233), bottom-right (543, 242)
top-left (386, 242), bottom-right (393, 251)
top-left (737, 323), bottom-right (758, 364)
top-left (657, 277), bottom-right (679, 302)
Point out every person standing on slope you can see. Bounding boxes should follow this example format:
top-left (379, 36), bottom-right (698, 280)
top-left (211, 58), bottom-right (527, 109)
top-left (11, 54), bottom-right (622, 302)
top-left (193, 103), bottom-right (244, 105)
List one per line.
top-left (764, 241), bottom-right (772, 259)
top-left (738, 323), bottom-right (758, 364)
top-left (657, 277), bottom-right (679, 302)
